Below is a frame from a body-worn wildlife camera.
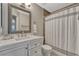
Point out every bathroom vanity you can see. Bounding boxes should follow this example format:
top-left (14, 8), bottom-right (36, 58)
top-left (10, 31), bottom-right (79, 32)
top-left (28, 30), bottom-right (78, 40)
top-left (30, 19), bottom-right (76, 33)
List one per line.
top-left (0, 35), bottom-right (43, 56)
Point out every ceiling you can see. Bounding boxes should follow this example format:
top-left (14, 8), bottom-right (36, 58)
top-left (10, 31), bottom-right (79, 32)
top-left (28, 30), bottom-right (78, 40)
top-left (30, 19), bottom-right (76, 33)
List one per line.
top-left (37, 3), bottom-right (72, 13)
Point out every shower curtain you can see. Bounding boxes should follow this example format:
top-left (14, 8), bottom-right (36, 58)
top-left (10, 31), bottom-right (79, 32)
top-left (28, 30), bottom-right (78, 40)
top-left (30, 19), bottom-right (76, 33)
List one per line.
top-left (45, 5), bottom-right (79, 55)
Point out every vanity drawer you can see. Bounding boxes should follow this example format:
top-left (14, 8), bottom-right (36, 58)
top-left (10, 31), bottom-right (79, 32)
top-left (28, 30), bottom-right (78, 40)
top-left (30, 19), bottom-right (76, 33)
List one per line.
top-left (0, 46), bottom-right (27, 56)
top-left (29, 39), bottom-right (43, 49)
top-left (0, 41), bottom-right (28, 52)
top-left (29, 47), bottom-right (42, 56)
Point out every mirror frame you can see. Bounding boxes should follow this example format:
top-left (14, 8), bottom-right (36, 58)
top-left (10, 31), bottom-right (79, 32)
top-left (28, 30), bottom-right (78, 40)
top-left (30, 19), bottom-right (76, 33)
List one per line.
top-left (8, 4), bottom-right (31, 34)
top-left (0, 3), bottom-right (2, 27)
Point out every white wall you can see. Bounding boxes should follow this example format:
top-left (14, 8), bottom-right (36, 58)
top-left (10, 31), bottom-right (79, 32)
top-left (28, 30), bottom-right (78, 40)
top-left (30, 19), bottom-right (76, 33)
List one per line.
top-left (37, 3), bottom-right (72, 13)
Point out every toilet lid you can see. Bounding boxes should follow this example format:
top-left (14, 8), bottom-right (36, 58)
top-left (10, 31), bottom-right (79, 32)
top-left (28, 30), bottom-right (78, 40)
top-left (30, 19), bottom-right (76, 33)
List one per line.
top-left (42, 45), bottom-right (52, 50)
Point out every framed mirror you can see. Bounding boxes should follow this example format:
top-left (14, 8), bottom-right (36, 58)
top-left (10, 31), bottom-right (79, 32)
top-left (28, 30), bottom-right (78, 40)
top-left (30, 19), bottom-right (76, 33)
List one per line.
top-left (8, 4), bottom-right (31, 34)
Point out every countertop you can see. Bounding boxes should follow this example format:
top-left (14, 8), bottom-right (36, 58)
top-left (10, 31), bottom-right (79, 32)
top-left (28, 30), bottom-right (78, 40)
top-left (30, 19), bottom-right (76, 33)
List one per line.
top-left (0, 35), bottom-right (43, 51)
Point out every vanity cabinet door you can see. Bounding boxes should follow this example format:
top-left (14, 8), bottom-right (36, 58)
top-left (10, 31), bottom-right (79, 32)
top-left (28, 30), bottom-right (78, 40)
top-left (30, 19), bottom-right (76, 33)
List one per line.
top-left (28, 47), bottom-right (42, 56)
top-left (0, 47), bottom-right (27, 56)
top-left (29, 39), bottom-right (43, 49)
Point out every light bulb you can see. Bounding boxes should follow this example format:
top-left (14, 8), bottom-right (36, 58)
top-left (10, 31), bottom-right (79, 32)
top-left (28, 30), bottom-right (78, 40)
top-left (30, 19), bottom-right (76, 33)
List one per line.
top-left (25, 3), bottom-right (31, 6)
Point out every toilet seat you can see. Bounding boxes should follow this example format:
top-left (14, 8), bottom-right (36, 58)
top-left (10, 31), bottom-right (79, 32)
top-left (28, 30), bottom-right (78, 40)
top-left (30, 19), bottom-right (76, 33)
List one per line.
top-left (42, 44), bottom-right (52, 56)
top-left (42, 45), bottom-right (52, 50)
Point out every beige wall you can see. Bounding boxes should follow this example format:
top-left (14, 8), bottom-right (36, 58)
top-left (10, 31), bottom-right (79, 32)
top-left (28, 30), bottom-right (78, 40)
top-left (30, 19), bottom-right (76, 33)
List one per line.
top-left (31, 3), bottom-right (44, 36)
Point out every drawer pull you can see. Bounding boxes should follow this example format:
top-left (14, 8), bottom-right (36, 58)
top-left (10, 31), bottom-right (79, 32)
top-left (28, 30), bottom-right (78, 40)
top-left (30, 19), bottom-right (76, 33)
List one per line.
top-left (78, 15), bottom-right (79, 20)
top-left (25, 47), bottom-right (28, 49)
top-left (35, 51), bottom-right (37, 53)
top-left (34, 43), bottom-right (37, 46)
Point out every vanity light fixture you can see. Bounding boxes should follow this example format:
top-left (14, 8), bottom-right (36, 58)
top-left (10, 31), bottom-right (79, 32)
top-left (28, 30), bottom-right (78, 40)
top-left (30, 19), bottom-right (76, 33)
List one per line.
top-left (25, 3), bottom-right (31, 9)
top-left (19, 3), bottom-right (31, 8)
top-left (25, 3), bottom-right (31, 6)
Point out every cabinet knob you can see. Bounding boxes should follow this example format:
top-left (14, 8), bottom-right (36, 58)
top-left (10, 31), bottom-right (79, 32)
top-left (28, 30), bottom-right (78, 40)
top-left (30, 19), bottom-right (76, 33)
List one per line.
top-left (78, 15), bottom-right (79, 20)
top-left (25, 48), bottom-right (28, 49)
top-left (35, 51), bottom-right (37, 53)
top-left (35, 43), bottom-right (37, 46)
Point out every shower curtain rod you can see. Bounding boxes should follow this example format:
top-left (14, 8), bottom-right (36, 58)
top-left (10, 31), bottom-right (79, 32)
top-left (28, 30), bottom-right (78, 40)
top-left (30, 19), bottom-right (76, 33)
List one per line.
top-left (47, 3), bottom-right (79, 17)
top-left (45, 11), bottom-right (79, 21)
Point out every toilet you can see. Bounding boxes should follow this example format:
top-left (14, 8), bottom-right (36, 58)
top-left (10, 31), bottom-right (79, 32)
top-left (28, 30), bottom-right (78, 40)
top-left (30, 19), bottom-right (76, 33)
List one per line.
top-left (42, 44), bottom-right (52, 56)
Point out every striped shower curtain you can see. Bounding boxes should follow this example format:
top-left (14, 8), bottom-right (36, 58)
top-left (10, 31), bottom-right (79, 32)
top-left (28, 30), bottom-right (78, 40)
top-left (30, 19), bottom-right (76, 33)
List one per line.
top-left (45, 5), bottom-right (79, 55)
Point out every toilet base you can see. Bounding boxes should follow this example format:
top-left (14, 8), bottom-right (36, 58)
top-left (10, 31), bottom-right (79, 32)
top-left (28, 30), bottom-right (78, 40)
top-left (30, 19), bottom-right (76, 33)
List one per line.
top-left (41, 44), bottom-right (52, 56)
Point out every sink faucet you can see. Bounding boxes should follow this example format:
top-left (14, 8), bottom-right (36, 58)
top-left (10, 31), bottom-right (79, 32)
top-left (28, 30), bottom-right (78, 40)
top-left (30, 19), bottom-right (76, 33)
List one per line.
top-left (21, 31), bottom-right (25, 37)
